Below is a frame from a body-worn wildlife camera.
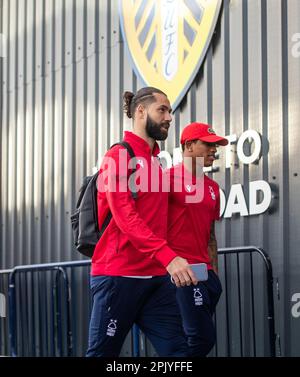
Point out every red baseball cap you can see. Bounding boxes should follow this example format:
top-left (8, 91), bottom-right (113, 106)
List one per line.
top-left (180, 122), bottom-right (228, 146)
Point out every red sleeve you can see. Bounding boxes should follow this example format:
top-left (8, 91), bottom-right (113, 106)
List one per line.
top-left (102, 147), bottom-right (177, 268)
top-left (215, 186), bottom-right (221, 221)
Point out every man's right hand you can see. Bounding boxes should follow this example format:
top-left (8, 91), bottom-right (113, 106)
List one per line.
top-left (166, 256), bottom-right (198, 287)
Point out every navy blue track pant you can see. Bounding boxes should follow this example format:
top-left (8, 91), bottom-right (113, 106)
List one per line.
top-left (86, 275), bottom-right (188, 357)
top-left (176, 270), bottom-right (222, 357)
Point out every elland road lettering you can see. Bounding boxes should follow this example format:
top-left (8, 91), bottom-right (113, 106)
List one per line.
top-left (94, 130), bottom-right (277, 218)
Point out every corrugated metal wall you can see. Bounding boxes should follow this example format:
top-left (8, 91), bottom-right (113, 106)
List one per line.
top-left (1, 0), bottom-right (300, 356)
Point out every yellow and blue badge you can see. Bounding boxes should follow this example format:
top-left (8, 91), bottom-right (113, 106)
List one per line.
top-left (119, 0), bottom-right (222, 110)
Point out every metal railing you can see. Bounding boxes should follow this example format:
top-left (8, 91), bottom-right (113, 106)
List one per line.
top-left (8, 260), bottom-right (90, 357)
top-left (215, 246), bottom-right (276, 357)
top-left (1, 246), bottom-right (276, 357)
top-left (130, 247), bottom-right (277, 357)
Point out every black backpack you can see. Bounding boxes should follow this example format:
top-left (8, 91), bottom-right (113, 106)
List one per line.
top-left (70, 141), bottom-right (137, 257)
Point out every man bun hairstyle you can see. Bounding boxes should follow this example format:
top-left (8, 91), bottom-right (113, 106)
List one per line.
top-left (123, 91), bottom-right (135, 118)
top-left (123, 87), bottom-right (166, 119)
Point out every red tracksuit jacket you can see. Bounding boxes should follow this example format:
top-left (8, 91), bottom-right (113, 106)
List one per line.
top-left (91, 131), bottom-right (177, 276)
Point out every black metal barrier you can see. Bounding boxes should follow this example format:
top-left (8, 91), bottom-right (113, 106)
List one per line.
top-left (2, 246), bottom-right (276, 357)
top-left (122, 247), bottom-right (277, 357)
top-left (214, 246), bottom-right (276, 357)
top-left (8, 261), bottom-right (91, 357)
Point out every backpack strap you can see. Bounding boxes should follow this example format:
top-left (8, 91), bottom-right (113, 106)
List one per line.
top-left (116, 141), bottom-right (135, 161)
top-left (110, 141), bottom-right (138, 199)
top-left (99, 212), bottom-right (112, 237)
top-left (99, 141), bottom-right (138, 237)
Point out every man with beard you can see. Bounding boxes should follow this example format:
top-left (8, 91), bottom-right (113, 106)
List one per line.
top-left (86, 87), bottom-right (197, 357)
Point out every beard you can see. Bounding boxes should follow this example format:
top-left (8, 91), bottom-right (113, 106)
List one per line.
top-left (145, 114), bottom-right (170, 141)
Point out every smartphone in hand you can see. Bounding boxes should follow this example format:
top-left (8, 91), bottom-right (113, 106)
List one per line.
top-left (189, 263), bottom-right (208, 282)
top-left (170, 262), bottom-right (208, 284)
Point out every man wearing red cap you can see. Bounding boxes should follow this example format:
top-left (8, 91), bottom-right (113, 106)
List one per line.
top-left (167, 122), bottom-right (228, 357)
